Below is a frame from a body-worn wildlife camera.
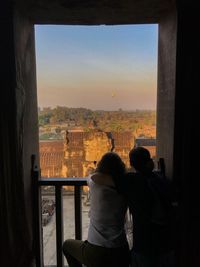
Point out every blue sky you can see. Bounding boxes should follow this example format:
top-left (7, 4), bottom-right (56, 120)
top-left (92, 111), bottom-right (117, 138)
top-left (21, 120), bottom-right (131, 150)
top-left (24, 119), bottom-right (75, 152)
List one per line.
top-left (35, 24), bottom-right (158, 110)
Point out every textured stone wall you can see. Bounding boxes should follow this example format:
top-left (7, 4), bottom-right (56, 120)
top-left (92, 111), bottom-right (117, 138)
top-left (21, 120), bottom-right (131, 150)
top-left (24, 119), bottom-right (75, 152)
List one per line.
top-left (39, 130), bottom-right (137, 178)
top-left (157, 10), bottom-right (177, 179)
top-left (39, 130), bottom-right (159, 180)
top-left (40, 140), bottom-right (64, 177)
top-left (63, 130), bottom-right (135, 177)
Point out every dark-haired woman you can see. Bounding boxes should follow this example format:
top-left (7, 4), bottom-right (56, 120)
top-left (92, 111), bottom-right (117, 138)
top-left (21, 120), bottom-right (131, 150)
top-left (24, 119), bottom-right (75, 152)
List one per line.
top-left (63, 152), bottom-right (130, 267)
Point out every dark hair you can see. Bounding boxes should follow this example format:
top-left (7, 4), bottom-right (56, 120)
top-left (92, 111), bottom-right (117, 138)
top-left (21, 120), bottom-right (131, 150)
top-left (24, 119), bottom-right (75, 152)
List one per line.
top-left (129, 146), bottom-right (153, 173)
top-left (96, 152), bottom-right (125, 187)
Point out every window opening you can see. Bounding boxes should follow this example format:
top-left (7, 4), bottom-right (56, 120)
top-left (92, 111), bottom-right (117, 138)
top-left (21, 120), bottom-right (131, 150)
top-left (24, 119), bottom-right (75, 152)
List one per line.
top-left (35, 24), bottom-right (158, 266)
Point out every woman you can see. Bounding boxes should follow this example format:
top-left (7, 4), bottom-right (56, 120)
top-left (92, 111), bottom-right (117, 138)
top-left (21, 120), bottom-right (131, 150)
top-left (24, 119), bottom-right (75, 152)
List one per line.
top-left (63, 152), bottom-right (130, 267)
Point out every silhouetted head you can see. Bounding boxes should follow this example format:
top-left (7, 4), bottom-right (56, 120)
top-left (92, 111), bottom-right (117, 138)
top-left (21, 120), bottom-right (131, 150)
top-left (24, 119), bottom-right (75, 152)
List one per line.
top-left (96, 152), bottom-right (125, 184)
top-left (129, 147), bottom-right (154, 174)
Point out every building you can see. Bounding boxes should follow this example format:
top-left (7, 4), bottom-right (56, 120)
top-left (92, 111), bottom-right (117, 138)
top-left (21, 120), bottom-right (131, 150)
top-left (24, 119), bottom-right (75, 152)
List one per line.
top-left (39, 140), bottom-right (64, 177)
top-left (39, 130), bottom-right (135, 178)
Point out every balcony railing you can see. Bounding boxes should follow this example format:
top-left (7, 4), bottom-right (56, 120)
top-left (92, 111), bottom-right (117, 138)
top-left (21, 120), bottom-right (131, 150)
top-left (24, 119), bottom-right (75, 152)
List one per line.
top-left (32, 161), bottom-right (87, 267)
top-left (32, 155), bottom-right (166, 267)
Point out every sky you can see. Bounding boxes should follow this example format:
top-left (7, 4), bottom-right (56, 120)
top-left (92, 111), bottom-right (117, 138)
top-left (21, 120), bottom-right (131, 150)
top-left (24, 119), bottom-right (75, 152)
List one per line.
top-left (35, 24), bottom-right (158, 111)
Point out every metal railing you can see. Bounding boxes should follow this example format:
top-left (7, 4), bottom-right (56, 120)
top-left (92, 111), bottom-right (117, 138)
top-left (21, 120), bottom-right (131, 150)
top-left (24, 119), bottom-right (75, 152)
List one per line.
top-left (32, 155), bottom-right (167, 267)
top-left (32, 160), bottom-right (87, 267)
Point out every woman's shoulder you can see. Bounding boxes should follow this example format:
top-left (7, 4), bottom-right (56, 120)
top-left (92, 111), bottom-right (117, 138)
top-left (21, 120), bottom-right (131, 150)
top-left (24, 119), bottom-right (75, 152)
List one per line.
top-left (89, 172), bottom-right (115, 187)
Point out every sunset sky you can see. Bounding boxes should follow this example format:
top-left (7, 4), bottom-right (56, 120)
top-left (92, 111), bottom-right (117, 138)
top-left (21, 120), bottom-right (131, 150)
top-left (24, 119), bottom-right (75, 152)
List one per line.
top-left (35, 24), bottom-right (158, 111)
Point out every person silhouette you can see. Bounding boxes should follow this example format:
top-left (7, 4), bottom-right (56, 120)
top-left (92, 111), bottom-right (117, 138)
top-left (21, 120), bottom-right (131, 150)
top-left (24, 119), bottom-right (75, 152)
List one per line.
top-left (115, 147), bottom-right (175, 267)
top-left (63, 152), bottom-right (130, 267)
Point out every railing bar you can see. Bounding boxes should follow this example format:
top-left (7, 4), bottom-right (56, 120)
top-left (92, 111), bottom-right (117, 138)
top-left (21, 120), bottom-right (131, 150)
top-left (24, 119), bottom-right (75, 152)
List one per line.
top-left (74, 186), bottom-right (82, 240)
top-left (38, 178), bottom-right (87, 187)
top-left (31, 156), bottom-right (43, 267)
top-left (55, 186), bottom-right (64, 267)
top-left (34, 175), bottom-right (88, 267)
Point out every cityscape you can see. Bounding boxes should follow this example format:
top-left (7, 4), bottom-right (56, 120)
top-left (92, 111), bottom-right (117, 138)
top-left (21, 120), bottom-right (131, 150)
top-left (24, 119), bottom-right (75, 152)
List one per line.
top-left (39, 107), bottom-right (156, 178)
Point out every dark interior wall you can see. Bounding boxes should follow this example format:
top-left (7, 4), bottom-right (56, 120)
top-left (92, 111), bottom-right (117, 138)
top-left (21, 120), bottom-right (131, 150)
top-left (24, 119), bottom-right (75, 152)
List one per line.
top-left (156, 10), bottom-right (177, 179)
top-left (0, 3), bottom-right (39, 267)
top-left (17, 0), bottom-right (173, 24)
top-left (0, 3), bottom-right (31, 267)
top-left (14, 7), bottom-right (40, 256)
top-left (174, 3), bottom-right (200, 267)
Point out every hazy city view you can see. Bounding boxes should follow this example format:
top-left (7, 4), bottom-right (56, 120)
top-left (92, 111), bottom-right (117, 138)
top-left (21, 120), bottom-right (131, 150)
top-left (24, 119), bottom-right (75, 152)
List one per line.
top-left (35, 24), bottom-right (158, 266)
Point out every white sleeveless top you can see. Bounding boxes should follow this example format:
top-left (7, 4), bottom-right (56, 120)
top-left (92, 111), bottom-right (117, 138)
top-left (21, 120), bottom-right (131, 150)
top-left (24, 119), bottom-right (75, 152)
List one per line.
top-left (87, 175), bottom-right (128, 248)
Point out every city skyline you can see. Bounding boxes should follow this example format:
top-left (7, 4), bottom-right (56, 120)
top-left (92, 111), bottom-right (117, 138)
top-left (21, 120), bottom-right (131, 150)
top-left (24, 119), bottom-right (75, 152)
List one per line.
top-left (35, 24), bottom-right (158, 110)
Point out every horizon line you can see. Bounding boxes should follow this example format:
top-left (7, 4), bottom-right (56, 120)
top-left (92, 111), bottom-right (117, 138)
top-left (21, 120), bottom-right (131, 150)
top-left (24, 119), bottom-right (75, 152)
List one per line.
top-left (38, 106), bottom-right (156, 112)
